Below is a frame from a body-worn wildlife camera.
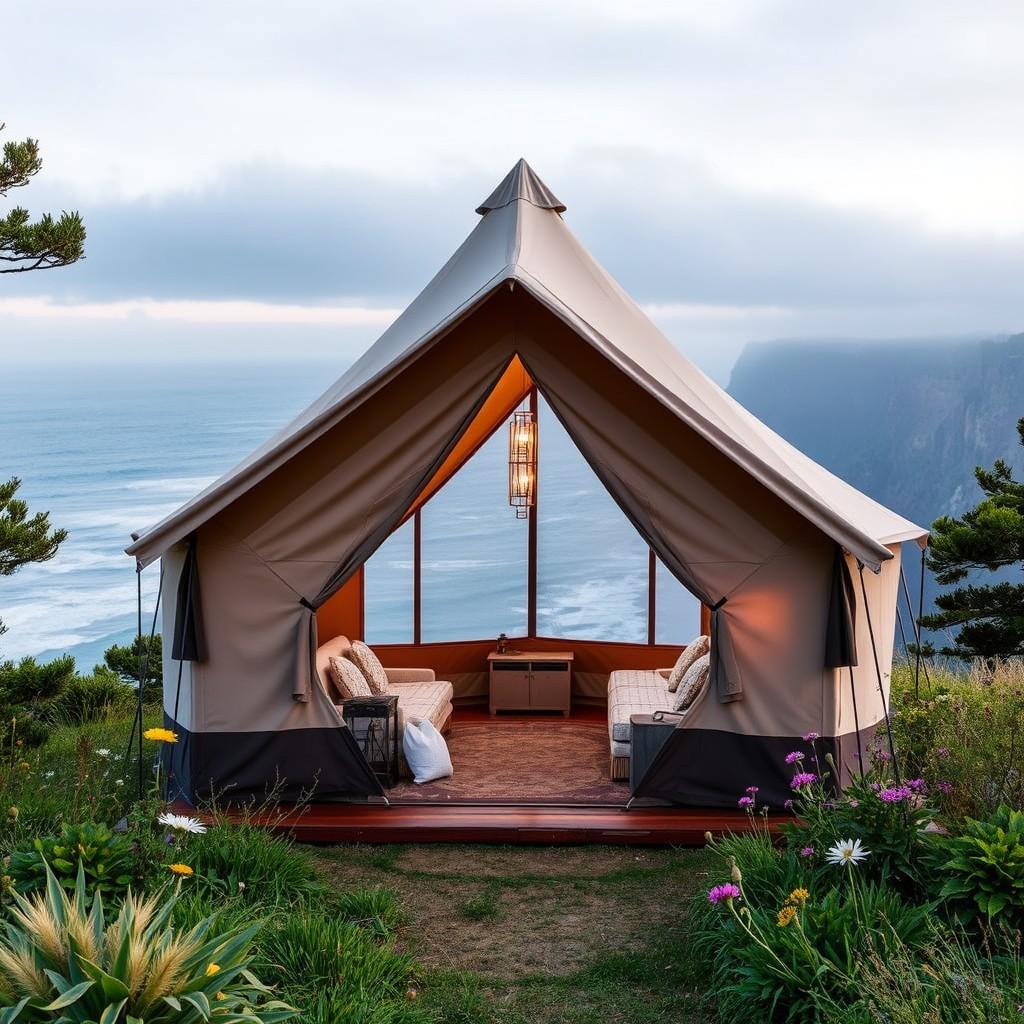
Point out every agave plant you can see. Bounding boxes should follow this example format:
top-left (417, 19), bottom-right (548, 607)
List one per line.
top-left (0, 860), bottom-right (296, 1023)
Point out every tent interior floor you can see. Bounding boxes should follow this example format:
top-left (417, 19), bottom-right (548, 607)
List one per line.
top-left (175, 704), bottom-right (776, 844)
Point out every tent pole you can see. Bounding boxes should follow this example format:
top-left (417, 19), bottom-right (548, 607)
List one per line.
top-left (527, 387), bottom-right (538, 638)
top-left (917, 546), bottom-right (927, 694)
top-left (847, 665), bottom-right (865, 779)
top-left (857, 561), bottom-right (901, 784)
top-left (413, 509), bottom-right (422, 646)
top-left (900, 564), bottom-right (931, 694)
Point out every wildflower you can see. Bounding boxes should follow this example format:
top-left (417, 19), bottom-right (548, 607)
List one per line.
top-left (787, 888), bottom-right (810, 905)
top-left (114, 779), bottom-right (124, 786)
top-left (406, 989), bottom-right (418, 1001)
top-left (803, 731), bottom-right (819, 742)
top-left (790, 772), bottom-right (817, 789)
top-left (738, 796), bottom-right (755, 809)
top-left (936, 747), bottom-right (950, 758)
top-left (158, 812), bottom-right (207, 834)
top-left (238, 881), bottom-right (246, 891)
top-left (143, 727), bottom-right (178, 743)
top-left (216, 992), bottom-right (226, 1001)
top-left (784, 751), bottom-right (805, 764)
top-left (708, 883), bottom-right (741, 905)
top-left (799, 846), bottom-right (814, 858)
top-left (745, 786), bottom-right (759, 794)
top-left (44, 770), bottom-right (55, 779)
top-left (17, 762), bottom-right (29, 771)
top-left (907, 778), bottom-right (926, 791)
top-left (935, 780), bottom-right (954, 794)
top-left (776, 905), bottom-right (797, 927)
top-left (879, 786), bottom-right (913, 803)
top-left (826, 838), bottom-right (870, 867)
top-left (168, 863), bottom-right (194, 876)
top-left (6, 806), bottom-right (17, 822)
top-left (848, 799), bottom-right (859, 808)
top-left (206, 963), bottom-right (221, 977)
top-left (874, 750), bottom-right (892, 762)
top-left (731, 864), bottom-right (742, 883)
top-left (96, 748), bottom-right (111, 758)
top-left (783, 799), bottom-right (794, 810)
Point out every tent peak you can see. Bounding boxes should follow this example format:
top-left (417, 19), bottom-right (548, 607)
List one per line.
top-left (475, 158), bottom-right (566, 215)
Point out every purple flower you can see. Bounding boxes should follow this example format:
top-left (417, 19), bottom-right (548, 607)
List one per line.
top-left (907, 779), bottom-right (926, 791)
top-left (738, 796), bottom-right (755, 809)
top-left (803, 732), bottom-right (819, 742)
top-left (800, 846), bottom-right (815, 858)
top-left (785, 751), bottom-right (805, 765)
top-left (848, 799), bottom-right (859, 808)
top-left (936, 747), bottom-right (950, 758)
top-left (936, 780), bottom-right (954, 794)
top-left (790, 772), bottom-right (817, 789)
top-left (783, 799), bottom-right (794, 810)
top-left (874, 750), bottom-right (892, 763)
top-left (879, 786), bottom-right (913, 803)
top-left (708, 883), bottom-right (741, 905)
top-left (745, 786), bottom-right (759, 794)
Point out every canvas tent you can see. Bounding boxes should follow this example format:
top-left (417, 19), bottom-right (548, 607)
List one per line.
top-left (127, 159), bottom-right (927, 808)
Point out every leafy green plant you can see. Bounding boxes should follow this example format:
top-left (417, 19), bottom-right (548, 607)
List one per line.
top-left (939, 804), bottom-right (1024, 926)
top-left (0, 860), bottom-right (297, 1022)
top-left (7, 821), bottom-right (135, 899)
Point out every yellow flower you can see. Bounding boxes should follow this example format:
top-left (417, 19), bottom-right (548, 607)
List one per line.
top-left (6, 806), bottom-right (17, 821)
top-left (216, 992), bottom-right (226, 1001)
top-left (786, 888), bottom-right (810, 906)
top-left (777, 905), bottom-right (797, 928)
top-left (206, 963), bottom-right (221, 976)
top-left (144, 727), bottom-right (178, 743)
top-left (18, 762), bottom-right (29, 771)
top-left (168, 863), bottom-right (194, 876)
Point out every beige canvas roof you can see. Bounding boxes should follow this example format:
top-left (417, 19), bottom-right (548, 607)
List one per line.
top-left (128, 159), bottom-right (925, 570)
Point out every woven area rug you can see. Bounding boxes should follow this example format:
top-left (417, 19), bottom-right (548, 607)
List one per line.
top-left (387, 718), bottom-right (628, 804)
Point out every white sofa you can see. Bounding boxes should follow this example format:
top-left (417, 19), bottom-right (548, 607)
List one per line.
top-left (314, 637), bottom-right (454, 768)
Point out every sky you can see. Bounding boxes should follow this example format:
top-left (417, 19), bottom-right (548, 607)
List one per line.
top-left (3, 0), bottom-right (1024, 383)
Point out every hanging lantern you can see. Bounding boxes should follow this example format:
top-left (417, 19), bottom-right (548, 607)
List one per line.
top-left (508, 410), bottom-right (537, 518)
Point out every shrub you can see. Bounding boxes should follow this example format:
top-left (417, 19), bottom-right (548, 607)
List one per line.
top-left (7, 820), bottom-right (135, 899)
top-left (44, 669), bottom-right (136, 725)
top-left (0, 861), bottom-right (297, 1022)
top-left (891, 657), bottom-right (1024, 819)
top-left (938, 804), bottom-right (1024, 927)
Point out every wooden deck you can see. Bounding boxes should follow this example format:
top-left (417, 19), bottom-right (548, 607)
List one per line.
top-left (182, 798), bottom-right (772, 846)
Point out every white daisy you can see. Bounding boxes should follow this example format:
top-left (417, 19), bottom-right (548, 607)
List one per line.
top-left (825, 838), bottom-right (870, 867)
top-left (158, 812), bottom-right (207, 834)
top-left (96, 748), bottom-right (111, 758)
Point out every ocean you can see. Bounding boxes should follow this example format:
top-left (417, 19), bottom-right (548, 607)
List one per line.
top-left (1, 361), bottom-right (697, 671)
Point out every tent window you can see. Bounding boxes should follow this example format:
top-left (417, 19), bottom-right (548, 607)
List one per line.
top-left (364, 518), bottom-right (414, 644)
top-left (420, 426), bottom-right (528, 642)
top-left (535, 402), bottom-right (649, 643)
top-left (654, 559), bottom-right (701, 644)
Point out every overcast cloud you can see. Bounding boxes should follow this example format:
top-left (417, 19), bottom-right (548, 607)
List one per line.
top-left (3, 0), bottom-right (1024, 382)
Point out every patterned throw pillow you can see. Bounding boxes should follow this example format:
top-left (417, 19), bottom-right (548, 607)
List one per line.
top-left (347, 640), bottom-right (390, 695)
top-left (328, 655), bottom-right (373, 700)
top-left (667, 634), bottom-right (710, 692)
top-left (673, 653), bottom-right (710, 713)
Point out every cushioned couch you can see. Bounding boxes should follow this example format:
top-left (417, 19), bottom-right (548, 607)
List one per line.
top-left (314, 636), bottom-right (454, 770)
top-left (606, 638), bottom-right (710, 780)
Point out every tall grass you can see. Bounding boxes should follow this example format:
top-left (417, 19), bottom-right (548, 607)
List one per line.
top-left (891, 655), bottom-right (1024, 819)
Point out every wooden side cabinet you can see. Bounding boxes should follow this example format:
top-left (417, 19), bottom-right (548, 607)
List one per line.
top-left (488, 651), bottom-right (573, 715)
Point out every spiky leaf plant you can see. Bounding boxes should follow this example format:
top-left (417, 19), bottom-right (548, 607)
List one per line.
top-left (0, 860), bottom-right (296, 1023)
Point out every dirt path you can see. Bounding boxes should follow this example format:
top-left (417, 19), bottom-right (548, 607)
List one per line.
top-left (316, 843), bottom-right (715, 978)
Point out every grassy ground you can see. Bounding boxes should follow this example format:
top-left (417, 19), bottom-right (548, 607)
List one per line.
top-left (313, 842), bottom-right (718, 1024)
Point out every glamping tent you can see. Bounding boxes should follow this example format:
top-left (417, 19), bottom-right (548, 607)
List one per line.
top-left (127, 159), bottom-right (927, 808)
